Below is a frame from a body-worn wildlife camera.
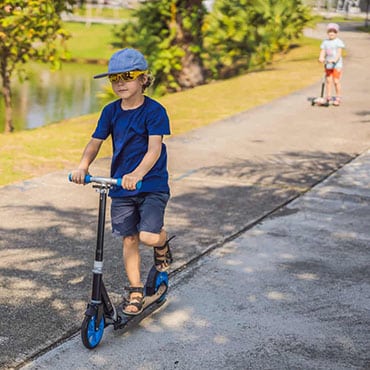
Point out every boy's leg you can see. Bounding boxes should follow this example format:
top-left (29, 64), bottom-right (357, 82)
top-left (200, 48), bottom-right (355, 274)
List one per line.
top-left (140, 229), bottom-right (173, 272)
top-left (140, 229), bottom-right (167, 247)
top-left (123, 234), bottom-right (142, 287)
top-left (122, 234), bottom-right (144, 314)
top-left (137, 192), bottom-right (172, 271)
top-left (111, 197), bottom-right (144, 314)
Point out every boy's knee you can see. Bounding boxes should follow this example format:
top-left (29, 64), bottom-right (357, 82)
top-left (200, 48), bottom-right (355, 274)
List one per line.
top-left (139, 231), bottom-right (161, 246)
top-left (124, 234), bottom-right (139, 246)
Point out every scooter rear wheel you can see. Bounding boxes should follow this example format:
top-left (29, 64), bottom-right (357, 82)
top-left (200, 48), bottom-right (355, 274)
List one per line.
top-left (81, 314), bottom-right (105, 349)
top-left (155, 271), bottom-right (168, 303)
top-left (145, 265), bottom-right (169, 302)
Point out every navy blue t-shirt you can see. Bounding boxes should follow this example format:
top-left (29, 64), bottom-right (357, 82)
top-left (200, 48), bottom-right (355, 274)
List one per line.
top-left (92, 96), bottom-right (171, 197)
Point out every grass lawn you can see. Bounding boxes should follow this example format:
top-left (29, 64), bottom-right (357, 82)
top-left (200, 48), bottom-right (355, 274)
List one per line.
top-left (0, 34), bottom-right (322, 187)
top-left (64, 22), bottom-right (118, 61)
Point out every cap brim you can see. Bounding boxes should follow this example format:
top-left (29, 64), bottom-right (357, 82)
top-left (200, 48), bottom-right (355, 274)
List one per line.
top-left (93, 72), bottom-right (109, 79)
top-left (94, 68), bottom-right (148, 79)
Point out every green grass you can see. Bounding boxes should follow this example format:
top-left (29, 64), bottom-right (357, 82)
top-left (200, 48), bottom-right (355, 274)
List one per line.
top-left (311, 14), bottom-right (365, 23)
top-left (64, 22), bottom-right (118, 61)
top-left (358, 24), bottom-right (370, 32)
top-left (0, 36), bottom-right (323, 187)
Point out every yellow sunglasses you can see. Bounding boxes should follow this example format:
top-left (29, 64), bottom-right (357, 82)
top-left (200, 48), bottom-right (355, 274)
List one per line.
top-left (108, 70), bottom-right (148, 83)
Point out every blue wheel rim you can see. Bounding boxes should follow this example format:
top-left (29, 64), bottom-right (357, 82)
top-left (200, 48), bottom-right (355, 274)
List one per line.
top-left (87, 315), bottom-right (104, 347)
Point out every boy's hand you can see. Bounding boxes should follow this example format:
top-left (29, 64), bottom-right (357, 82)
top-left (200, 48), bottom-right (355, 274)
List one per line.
top-left (121, 173), bottom-right (142, 191)
top-left (70, 169), bottom-right (88, 184)
top-left (318, 57), bottom-right (325, 63)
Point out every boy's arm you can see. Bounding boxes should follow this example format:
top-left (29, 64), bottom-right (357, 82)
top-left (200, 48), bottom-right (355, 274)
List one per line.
top-left (70, 138), bottom-right (104, 184)
top-left (121, 135), bottom-right (162, 190)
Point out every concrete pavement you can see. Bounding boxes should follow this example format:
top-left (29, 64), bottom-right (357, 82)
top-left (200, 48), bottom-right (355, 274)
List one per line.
top-left (20, 148), bottom-right (370, 370)
top-left (0, 23), bottom-right (369, 369)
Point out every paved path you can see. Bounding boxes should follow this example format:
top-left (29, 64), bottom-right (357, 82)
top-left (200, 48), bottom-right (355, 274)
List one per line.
top-left (21, 149), bottom-right (370, 370)
top-left (0, 23), bottom-right (369, 369)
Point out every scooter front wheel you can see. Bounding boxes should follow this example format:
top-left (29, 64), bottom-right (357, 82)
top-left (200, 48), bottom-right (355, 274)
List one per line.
top-left (81, 314), bottom-right (105, 349)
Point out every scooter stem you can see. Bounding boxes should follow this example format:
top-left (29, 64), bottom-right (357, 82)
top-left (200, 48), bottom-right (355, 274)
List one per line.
top-left (91, 185), bottom-right (109, 303)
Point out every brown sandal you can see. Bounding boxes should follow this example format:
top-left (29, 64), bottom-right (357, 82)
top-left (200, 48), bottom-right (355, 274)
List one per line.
top-left (153, 236), bottom-right (175, 272)
top-left (122, 287), bottom-right (144, 316)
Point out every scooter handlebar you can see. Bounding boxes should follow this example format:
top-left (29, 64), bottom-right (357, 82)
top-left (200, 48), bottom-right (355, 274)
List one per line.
top-left (68, 174), bottom-right (142, 189)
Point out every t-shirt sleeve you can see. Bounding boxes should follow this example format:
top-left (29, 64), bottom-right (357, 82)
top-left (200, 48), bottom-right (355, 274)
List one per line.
top-left (337, 39), bottom-right (345, 48)
top-left (92, 104), bottom-right (112, 140)
top-left (320, 40), bottom-right (326, 49)
top-left (146, 105), bottom-right (171, 136)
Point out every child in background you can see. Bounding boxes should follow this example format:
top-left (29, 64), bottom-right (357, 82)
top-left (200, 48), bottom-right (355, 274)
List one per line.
top-left (319, 23), bottom-right (345, 106)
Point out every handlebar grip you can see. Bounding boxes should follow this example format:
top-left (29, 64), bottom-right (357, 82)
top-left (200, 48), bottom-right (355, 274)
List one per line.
top-left (68, 173), bottom-right (92, 183)
top-left (84, 174), bottom-right (92, 184)
top-left (116, 178), bottom-right (142, 189)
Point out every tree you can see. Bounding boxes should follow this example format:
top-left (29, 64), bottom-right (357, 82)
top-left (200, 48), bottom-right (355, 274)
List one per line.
top-left (0, 0), bottom-right (76, 133)
top-left (114, 0), bottom-right (311, 93)
top-left (203, 0), bottom-right (311, 78)
top-left (113, 0), bottom-right (207, 95)
top-left (202, 0), bottom-right (258, 78)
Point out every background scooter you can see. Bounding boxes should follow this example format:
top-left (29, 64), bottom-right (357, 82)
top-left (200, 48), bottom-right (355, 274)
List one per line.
top-left (69, 174), bottom-right (169, 349)
top-left (309, 71), bottom-right (330, 107)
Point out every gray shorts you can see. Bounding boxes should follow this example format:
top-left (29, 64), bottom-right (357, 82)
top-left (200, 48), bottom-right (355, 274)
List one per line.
top-left (111, 192), bottom-right (170, 237)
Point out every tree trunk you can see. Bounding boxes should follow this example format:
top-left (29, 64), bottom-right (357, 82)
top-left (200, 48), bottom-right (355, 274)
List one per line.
top-left (172, 0), bottom-right (206, 89)
top-left (3, 74), bottom-right (14, 133)
top-left (1, 58), bottom-right (14, 133)
top-left (178, 47), bottom-right (205, 88)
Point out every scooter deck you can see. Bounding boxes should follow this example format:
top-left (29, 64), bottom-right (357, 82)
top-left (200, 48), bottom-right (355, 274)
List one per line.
top-left (113, 284), bottom-right (167, 331)
top-left (309, 97), bottom-right (329, 107)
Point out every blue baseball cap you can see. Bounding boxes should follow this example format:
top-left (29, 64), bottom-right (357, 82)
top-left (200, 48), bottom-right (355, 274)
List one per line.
top-left (94, 48), bottom-right (148, 79)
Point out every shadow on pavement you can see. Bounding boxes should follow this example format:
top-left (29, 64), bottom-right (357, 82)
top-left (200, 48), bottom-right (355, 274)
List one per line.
top-left (0, 149), bottom-right (356, 368)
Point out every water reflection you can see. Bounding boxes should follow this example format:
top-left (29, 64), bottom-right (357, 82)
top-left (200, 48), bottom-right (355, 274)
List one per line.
top-left (0, 63), bottom-right (107, 131)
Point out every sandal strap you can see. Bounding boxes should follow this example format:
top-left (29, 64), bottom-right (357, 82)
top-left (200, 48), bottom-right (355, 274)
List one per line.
top-left (154, 245), bottom-right (172, 261)
top-left (124, 286), bottom-right (144, 294)
top-left (154, 235), bottom-right (176, 251)
top-left (123, 287), bottom-right (144, 306)
top-left (125, 301), bottom-right (142, 310)
top-left (154, 236), bottom-right (175, 268)
top-left (123, 294), bottom-right (144, 314)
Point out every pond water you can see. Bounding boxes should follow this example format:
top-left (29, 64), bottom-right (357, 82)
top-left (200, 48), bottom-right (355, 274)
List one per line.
top-left (0, 62), bottom-right (108, 132)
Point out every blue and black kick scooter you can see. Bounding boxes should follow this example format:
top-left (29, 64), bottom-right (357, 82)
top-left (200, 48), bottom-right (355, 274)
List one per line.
top-left (69, 174), bottom-right (169, 349)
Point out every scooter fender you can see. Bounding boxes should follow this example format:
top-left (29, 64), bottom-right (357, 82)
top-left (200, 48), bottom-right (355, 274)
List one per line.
top-left (84, 303), bottom-right (105, 331)
top-left (84, 303), bottom-right (98, 316)
top-left (145, 265), bottom-right (169, 296)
